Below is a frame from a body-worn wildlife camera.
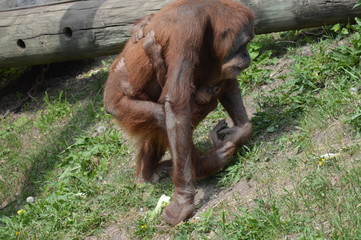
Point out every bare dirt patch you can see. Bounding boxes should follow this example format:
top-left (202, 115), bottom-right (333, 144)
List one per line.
top-left (85, 223), bottom-right (130, 240)
top-left (194, 179), bottom-right (257, 218)
top-left (312, 121), bottom-right (354, 153)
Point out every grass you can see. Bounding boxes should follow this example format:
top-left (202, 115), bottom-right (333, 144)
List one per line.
top-left (1, 19), bottom-right (360, 239)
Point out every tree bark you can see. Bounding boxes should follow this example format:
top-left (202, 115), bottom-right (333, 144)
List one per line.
top-left (0, 0), bottom-right (360, 68)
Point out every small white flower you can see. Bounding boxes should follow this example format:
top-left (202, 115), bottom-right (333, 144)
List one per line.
top-left (75, 193), bottom-right (86, 197)
top-left (26, 196), bottom-right (35, 203)
top-left (97, 126), bottom-right (106, 133)
top-left (350, 87), bottom-right (359, 95)
top-left (320, 153), bottom-right (339, 160)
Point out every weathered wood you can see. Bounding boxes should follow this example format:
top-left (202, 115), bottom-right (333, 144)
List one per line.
top-left (0, 0), bottom-right (360, 68)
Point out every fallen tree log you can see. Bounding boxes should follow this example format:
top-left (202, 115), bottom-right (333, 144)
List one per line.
top-left (0, 0), bottom-right (360, 68)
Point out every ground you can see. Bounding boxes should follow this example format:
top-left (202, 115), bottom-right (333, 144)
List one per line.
top-left (0, 25), bottom-right (360, 239)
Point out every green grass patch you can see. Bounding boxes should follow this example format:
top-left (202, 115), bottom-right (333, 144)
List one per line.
top-left (1, 20), bottom-right (360, 239)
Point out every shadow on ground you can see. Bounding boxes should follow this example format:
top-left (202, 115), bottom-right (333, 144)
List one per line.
top-left (0, 58), bottom-right (112, 217)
